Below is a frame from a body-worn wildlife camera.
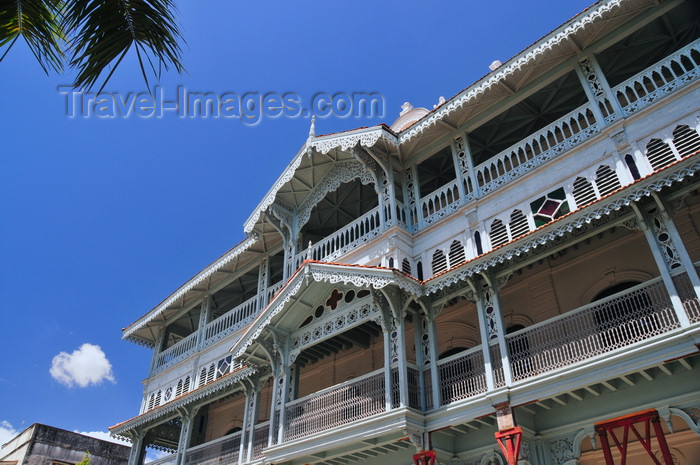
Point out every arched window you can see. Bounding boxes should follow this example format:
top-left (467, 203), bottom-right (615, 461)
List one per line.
top-left (645, 138), bottom-right (676, 170)
top-left (199, 368), bottom-right (207, 388)
top-left (148, 393), bottom-right (155, 410)
top-left (448, 240), bottom-right (465, 268)
top-left (154, 390), bottom-right (162, 407)
top-left (490, 219), bottom-right (508, 248)
top-left (432, 250), bottom-right (447, 275)
top-left (183, 376), bottom-right (190, 393)
top-left (509, 210), bottom-right (529, 239)
top-left (573, 176), bottom-right (596, 207)
top-left (595, 165), bottom-right (621, 197)
top-left (176, 379), bottom-right (183, 397)
top-left (207, 364), bottom-right (215, 384)
top-left (402, 258), bottom-right (411, 275)
top-left (672, 124), bottom-right (700, 158)
top-left (474, 231), bottom-right (483, 256)
top-left (417, 261), bottom-right (424, 281)
top-left (388, 257), bottom-right (394, 268)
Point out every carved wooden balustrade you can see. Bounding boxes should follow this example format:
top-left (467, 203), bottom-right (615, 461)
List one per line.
top-left (184, 430), bottom-right (243, 465)
top-left (505, 277), bottom-right (681, 382)
top-left (283, 369), bottom-right (386, 441)
top-left (613, 39), bottom-right (699, 119)
top-left (153, 331), bottom-right (199, 373)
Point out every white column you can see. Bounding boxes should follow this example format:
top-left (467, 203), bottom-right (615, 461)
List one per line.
top-left (472, 283), bottom-right (495, 392)
top-left (245, 384), bottom-right (261, 462)
top-left (631, 203), bottom-right (690, 328)
top-left (382, 326), bottom-right (393, 411)
top-left (127, 429), bottom-right (147, 465)
top-left (395, 316), bottom-right (409, 408)
top-left (175, 406), bottom-right (197, 465)
top-left (195, 296), bottom-right (210, 350)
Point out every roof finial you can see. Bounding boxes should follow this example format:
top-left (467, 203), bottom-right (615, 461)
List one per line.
top-left (308, 115), bottom-right (316, 138)
top-left (400, 102), bottom-right (413, 116)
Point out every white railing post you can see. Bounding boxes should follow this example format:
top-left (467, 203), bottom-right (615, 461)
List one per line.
top-left (257, 257), bottom-right (269, 310)
top-left (196, 296), bottom-right (210, 351)
top-left (148, 329), bottom-right (166, 374)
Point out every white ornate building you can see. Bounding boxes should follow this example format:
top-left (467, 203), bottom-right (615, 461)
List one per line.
top-left (110, 1), bottom-right (700, 464)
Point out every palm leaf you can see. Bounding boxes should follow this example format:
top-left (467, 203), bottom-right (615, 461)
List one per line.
top-left (64, 0), bottom-right (185, 92)
top-left (0, 0), bottom-right (65, 73)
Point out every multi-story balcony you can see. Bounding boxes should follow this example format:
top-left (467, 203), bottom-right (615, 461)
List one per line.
top-left (138, 35), bottom-right (700, 417)
top-left (141, 267), bottom-right (699, 464)
top-left (113, 3), bottom-right (700, 464)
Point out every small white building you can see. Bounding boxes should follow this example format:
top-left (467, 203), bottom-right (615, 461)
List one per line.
top-left (111, 0), bottom-right (700, 464)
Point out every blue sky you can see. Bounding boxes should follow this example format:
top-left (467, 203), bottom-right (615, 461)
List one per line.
top-left (0, 0), bottom-right (594, 452)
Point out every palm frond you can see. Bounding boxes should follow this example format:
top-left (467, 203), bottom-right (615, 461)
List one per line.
top-left (65, 0), bottom-right (185, 92)
top-left (0, 0), bottom-right (65, 73)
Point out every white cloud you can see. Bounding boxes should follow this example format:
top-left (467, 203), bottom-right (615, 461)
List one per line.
top-left (0, 420), bottom-right (18, 448)
top-left (75, 430), bottom-right (129, 446)
top-left (50, 343), bottom-right (115, 387)
top-left (145, 450), bottom-right (171, 463)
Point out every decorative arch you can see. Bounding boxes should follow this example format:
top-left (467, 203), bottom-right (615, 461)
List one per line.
top-left (297, 161), bottom-right (377, 230)
top-left (581, 270), bottom-right (653, 305)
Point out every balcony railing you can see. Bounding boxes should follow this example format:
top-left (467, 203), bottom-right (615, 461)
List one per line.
top-left (436, 347), bottom-right (487, 407)
top-left (301, 205), bottom-right (382, 263)
top-left (284, 369), bottom-right (385, 441)
top-left (613, 39), bottom-right (700, 118)
top-left (203, 294), bottom-right (258, 347)
top-left (153, 331), bottom-right (198, 372)
top-left (506, 277), bottom-right (679, 382)
top-left (475, 103), bottom-right (599, 196)
top-left (184, 430), bottom-right (243, 465)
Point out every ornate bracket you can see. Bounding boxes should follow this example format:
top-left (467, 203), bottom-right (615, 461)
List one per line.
top-left (495, 426), bottom-right (522, 465)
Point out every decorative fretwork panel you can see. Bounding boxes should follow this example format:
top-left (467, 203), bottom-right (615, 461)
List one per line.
top-left (284, 371), bottom-right (385, 441)
top-left (184, 430), bottom-right (242, 465)
top-left (436, 348), bottom-right (487, 406)
top-left (579, 57), bottom-right (616, 124)
top-left (506, 279), bottom-right (680, 381)
top-left (649, 212), bottom-right (683, 270)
